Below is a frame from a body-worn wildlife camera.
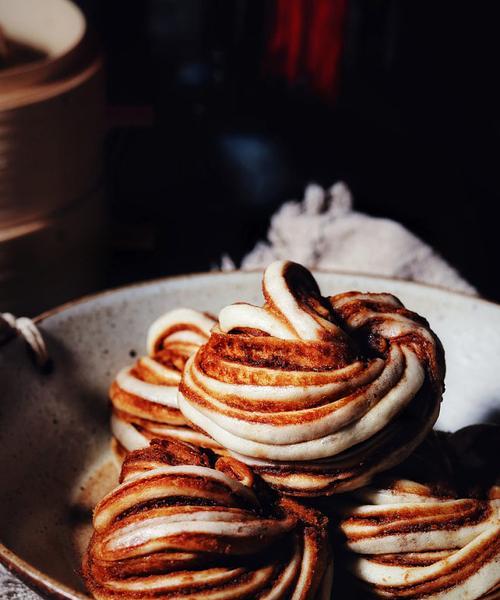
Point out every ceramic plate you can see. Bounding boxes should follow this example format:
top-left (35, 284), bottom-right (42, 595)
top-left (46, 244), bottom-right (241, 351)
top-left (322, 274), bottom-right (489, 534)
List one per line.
top-left (1, 270), bottom-right (499, 599)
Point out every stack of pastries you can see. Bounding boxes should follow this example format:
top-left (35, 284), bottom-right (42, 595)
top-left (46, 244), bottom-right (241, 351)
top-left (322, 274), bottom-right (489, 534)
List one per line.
top-left (82, 261), bottom-right (499, 599)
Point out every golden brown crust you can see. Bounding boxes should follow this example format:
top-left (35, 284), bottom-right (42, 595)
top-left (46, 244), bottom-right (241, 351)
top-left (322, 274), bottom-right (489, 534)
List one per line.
top-left (335, 427), bottom-right (500, 600)
top-left (329, 292), bottom-right (445, 393)
top-left (109, 309), bottom-right (221, 455)
top-left (110, 383), bottom-right (185, 425)
top-left (83, 440), bottom-right (333, 600)
top-left (178, 262), bottom-right (444, 496)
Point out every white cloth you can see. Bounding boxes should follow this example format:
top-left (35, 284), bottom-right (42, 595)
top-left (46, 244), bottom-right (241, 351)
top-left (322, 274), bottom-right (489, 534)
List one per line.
top-left (222, 182), bottom-right (475, 295)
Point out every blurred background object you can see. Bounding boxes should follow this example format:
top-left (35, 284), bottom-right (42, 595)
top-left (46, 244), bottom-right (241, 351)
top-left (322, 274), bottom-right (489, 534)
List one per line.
top-left (87, 0), bottom-right (499, 301)
top-left (0, 0), bottom-right (104, 315)
top-left (2, 0), bottom-right (500, 316)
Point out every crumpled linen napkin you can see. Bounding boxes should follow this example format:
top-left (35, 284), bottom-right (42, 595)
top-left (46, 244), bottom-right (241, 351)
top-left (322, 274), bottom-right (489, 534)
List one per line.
top-left (222, 182), bottom-right (476, 295)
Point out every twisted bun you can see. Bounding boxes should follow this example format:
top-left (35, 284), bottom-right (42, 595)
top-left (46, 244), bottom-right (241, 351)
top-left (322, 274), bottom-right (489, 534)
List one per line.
top-left (110, 308), bottom-right (221, 456)
top-left (83, 439), bottom-right (333, 599)
top-left (179, 261), bottom-right (444, 495)
top-left (337, 426), bottom-right (500, 599)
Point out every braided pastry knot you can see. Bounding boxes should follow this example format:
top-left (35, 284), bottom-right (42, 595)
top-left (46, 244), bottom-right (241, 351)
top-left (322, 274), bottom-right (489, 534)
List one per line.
top-left (110, 308), bottom-right (221, 458)
top-left (83, 439), bottom-right (333, 600)
top-left (178, 260), bottom-right (445, 496)
top-left (338, 480), bottom-right (500, 599)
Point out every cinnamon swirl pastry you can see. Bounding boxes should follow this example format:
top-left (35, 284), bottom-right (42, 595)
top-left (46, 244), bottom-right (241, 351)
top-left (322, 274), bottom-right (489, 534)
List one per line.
top-left (110, 308), bottom-right (220, 458)
top-left (83, 439), bottom-right (333, 599)
top-left (337, 426), bottom-right (500, 599)
top-left (178, 260), bottom-right (445, 496)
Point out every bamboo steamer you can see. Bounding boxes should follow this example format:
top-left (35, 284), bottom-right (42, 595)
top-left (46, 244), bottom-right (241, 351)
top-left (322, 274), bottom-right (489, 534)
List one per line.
top-left (0, 0), bottom-right (105, 314)
top-left (0, 185), bottom-right (106, 315)
top-left (0, 0), bottom-right (87, 90)
top-left (0, 55), bottom-right (104, 228)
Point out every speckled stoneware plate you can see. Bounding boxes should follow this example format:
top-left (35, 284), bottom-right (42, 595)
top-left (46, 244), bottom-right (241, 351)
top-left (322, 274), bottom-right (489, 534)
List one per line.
top-left (1, 271), bottom-right (499, 599)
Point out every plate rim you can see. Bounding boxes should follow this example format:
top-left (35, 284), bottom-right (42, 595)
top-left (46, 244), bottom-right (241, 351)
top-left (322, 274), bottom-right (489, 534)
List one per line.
top-left (34, 268), bottom-right (499, 327)
top-left (0, 541), bottom-right (88, 599)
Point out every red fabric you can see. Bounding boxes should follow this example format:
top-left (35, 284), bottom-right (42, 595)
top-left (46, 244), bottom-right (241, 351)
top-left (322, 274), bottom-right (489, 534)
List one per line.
top-left (266, 0), bottom-right (347, 102)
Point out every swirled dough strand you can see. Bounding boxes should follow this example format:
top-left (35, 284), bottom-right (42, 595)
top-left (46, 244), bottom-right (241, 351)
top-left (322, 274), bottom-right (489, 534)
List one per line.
top-left (109, 308), bottom-right (220, 457)
top-left (339, 480), bottom-right (500, 599)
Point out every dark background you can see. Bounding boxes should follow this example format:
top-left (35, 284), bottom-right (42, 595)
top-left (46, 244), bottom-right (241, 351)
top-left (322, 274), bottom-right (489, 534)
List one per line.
top-left (77, 0), bottom-right (500, 300)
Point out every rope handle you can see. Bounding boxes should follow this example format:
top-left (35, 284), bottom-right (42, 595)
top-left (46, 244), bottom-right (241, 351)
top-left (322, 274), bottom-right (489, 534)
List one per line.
top-left (0, 312), bottom-right (49, 369)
